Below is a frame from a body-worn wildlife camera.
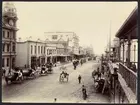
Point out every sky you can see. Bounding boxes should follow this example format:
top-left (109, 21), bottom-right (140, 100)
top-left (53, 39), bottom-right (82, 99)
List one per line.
top-left (3, 2), bottom-right (137, 55)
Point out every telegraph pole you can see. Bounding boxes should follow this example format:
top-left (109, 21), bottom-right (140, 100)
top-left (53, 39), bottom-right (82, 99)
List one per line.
top-left (109, 20), bottom-right (112, 61)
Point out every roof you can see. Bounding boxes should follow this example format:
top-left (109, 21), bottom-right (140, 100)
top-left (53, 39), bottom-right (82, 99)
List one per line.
top-left (115, 7), bottom-right (138, 39)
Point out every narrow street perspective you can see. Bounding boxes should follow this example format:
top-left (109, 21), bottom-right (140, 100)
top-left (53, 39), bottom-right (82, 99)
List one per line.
top-left (2, 1), bottom-right (138, 104)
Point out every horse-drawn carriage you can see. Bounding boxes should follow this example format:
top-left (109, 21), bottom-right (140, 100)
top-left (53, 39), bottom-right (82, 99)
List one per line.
top-left (92, 67), bottom-right (110, 94)
top-left (22, 68), bottom-right (36, 79)
top-left (40, 65), bottom-right (48, 75)
top-left (59, 71), bottom-right (69, 82)
top-left (4, 67), bottom-right (24, 85)
top-left (46, 63), bottom-right (53, 74)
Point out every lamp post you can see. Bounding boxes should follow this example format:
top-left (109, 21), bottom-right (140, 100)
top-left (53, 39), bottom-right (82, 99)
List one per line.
top-left (9, 30), bottom-right (12, 73)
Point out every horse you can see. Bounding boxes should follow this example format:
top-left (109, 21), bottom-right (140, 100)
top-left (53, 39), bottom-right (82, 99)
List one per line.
top-left (59, 72), bottom-right (69, 82)
top-left (92, 70), bottom-right (101, 83)
top-left (5, 69), bottom-right (23, 85)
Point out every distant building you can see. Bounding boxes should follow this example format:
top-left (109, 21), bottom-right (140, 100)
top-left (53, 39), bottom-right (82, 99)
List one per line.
top-left (2, 2), bottom-right (18, 69)
top-left (45, 32), bottom-right (80, 59)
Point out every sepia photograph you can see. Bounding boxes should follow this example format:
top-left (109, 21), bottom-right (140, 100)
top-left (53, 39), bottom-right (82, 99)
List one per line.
top-left (2, 1), bottom-right (138, 103)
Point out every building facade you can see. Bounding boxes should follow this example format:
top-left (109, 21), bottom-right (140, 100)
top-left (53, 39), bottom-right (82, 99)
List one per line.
top-left (16, 38), bottom-right (69, 68)
top-left (2, 2), bottom-right (18, 69)
top-left (16, 40), bottom-right (46, 68)
top-left (113, 6), bottom-right (137, 103)
top-left (44, 32), bottom-right (80, 56)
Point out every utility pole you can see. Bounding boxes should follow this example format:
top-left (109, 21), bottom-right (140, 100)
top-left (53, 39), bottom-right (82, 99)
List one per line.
top-left (109, 20), bottom-right (112, 61)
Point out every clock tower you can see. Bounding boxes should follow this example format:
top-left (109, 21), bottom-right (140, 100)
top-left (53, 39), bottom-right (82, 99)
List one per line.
top-left (2, 2), bottom-right (18, 70)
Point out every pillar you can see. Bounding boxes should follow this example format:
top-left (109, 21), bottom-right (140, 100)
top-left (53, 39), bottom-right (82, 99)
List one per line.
top-left (118, 39), bottom-right (121, 62)
top-left (65, 56), bottom-right (68, 62)
top-left (122, 39), bottom-right (125, 64)
top-left (45, 56), bottom-right (47, 64)
top-left (127, 35), bottom-right (131, 67)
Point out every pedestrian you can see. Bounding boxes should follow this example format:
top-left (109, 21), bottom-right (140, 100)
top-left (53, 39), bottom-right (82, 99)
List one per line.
top-left (80, 59), bottom-right (83, 66)
top-left (97, 67), bottom-right (101, 80)
top-left (78, 75), bottom-right (82, 84)
top-left (54, 98), bottom-right (57, 102)
top-left (82, 85), bottom-right (87, 100)
top-left (73, 60), bottom-right (76, 70)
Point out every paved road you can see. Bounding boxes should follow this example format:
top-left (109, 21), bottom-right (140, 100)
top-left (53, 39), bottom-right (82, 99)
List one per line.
top-left (2, 60), bottom-right (110, 103)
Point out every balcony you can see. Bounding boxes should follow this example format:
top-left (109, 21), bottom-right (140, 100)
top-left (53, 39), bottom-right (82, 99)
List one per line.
top-left (2, 52), bottom-right (16, 56)
top-left (119, 62), bottom-right (137, 95)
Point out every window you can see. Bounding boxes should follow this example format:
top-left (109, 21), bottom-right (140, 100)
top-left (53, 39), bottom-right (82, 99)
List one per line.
top-left (49, 50), bottom-right (52, 55)
top-left (52, 35), bottom-right (58, 40)
top-left (2, 44), bottom-right (5, 52)
top-left (13, 31), bottom-right (15, 39)
top-left (2, 58), bottom-right (4, 67)
top-left (12, 58), bottom-right (15, 68)
top-left (35, 46), bottom-right (36, 54)
top-left (7, 58), bottom-right (9, 67)
top-left (41, 46), bottom-right (43, 54)
top-left (7, 44), bottom-right (10, 52)
top-left (7, 31), bottom-right (10, 38)
top-left (12, 43), bottom-right (15, 52)
top-left (44, 47), bottom-right (45, 54)
top-left (38, 46), bottom-right (40, 54)
top-left (3, 31), bottom-right (5, 38)
top-left (31, 45), bottom-right (33, 54)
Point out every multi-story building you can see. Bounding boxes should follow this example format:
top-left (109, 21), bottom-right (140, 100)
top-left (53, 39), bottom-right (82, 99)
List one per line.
top-left (108, 6), bottom-right (137, 103)
top-left (16, 39), bottom-right (46, 68)
top-left (2, 2), bottom-right (18, 69)
top-left (16, 38), bottom-right (69, 68)
top-left (44, 32), bottom-right (80, 58)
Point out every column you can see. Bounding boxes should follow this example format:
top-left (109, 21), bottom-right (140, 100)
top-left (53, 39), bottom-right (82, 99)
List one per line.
top-left (127, 35), bottom-right (131, 68)
top-left (65, 56), bottom-right (68, 62)
top-left (118, 39), bottom-right (121, 62)
top-left (45, 56), bottom-right (47, 64)
top-left (122, 39), bottom-right (125, 64)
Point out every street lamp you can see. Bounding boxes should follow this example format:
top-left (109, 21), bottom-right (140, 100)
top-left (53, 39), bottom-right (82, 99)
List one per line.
top-left (9, 30), bottom-right (12, 73)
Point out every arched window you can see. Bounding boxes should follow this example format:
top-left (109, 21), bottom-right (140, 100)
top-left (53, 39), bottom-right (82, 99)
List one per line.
top-left (12, 58), bottom-right (15, 68)
top-left (12, 43), bottom-right (15, 52)
top-left (41, 46), bottom-right (43, 54)
top-left (3, 43), bottom-right (5, 52)
top-left (2, 58), bottom-right (4, 67)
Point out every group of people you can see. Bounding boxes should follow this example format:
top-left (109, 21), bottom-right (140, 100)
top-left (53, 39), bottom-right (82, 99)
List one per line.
top-left (73, 58), bottom-right (86, 70)
top-left (3, 67), bottom-right (23, 81)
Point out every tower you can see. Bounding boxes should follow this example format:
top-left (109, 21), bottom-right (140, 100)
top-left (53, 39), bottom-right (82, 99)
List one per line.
top-left (2, 2), bottom-right (18, 70)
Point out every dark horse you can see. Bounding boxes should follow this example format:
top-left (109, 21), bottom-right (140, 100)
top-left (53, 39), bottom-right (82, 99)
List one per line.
top-left (92, 68), bottom-right (101, 82)
top-left (5, 68), bottom-right (23, 85)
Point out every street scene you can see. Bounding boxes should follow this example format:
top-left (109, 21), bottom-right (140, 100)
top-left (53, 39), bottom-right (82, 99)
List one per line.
top-left (2, 2), bottom-right (138, 103)
top-left (2, 60), bottom-right (110, 103)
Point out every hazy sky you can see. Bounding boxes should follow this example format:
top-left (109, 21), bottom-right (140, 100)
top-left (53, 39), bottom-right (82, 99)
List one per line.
top-left (4, 2), bottom-right (137, 55)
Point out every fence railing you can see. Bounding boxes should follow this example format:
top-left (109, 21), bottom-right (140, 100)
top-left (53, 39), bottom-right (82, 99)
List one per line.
top-left (119, 63), bottom-right (137, 95)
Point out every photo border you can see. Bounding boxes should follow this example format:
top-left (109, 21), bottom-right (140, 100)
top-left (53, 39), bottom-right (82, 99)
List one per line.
top-left (0, 0), bottom-right (139, 105)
